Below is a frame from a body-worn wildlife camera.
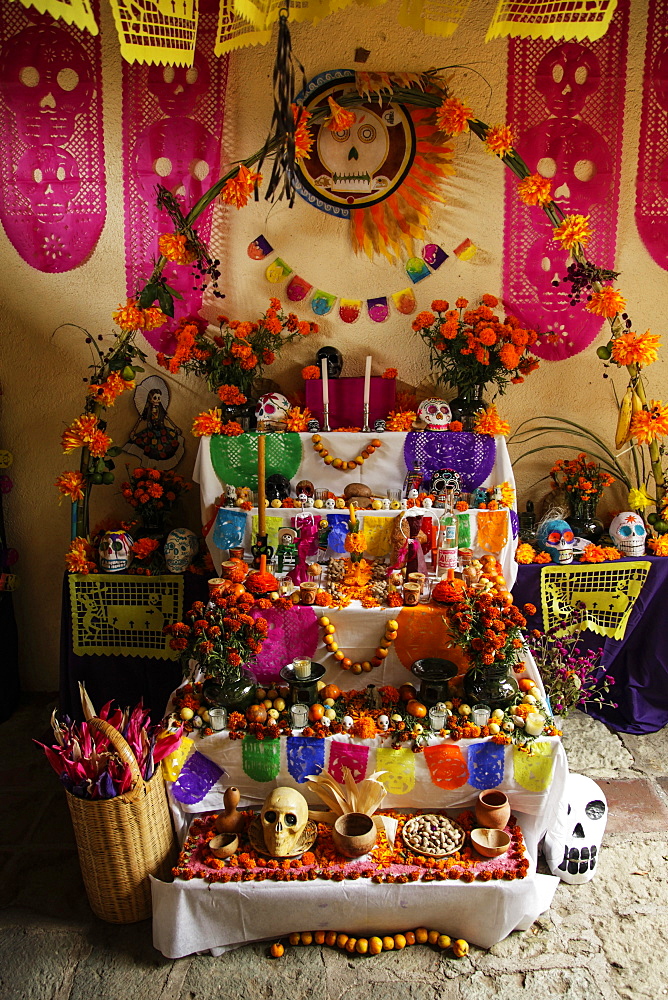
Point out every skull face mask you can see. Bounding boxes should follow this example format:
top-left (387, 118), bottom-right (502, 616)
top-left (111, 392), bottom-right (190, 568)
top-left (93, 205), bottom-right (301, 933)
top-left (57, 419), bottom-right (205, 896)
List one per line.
top-left (260, 787), bottom-right (309, 856)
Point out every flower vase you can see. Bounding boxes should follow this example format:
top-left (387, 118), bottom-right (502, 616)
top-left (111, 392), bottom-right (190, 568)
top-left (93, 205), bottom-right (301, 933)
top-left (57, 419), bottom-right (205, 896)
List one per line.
top-left (449, 385), bottom-right (487, 431)
top-left (567, 499), bottom-right (604, 543)
top-left (463, 659), bottom-right (519, 710)
top-left (220, 402), bottom-right (256, 432)
top-left (202, 672), bottom-right (256, 712)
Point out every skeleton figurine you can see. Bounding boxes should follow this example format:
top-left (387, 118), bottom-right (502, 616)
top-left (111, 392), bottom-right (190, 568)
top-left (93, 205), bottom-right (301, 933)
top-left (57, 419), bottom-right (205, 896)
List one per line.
top-left (298, 492), bottom-right (314, 509)
top-left (224, 484), bottom-right (237, 507)
top-left (260, 787), bottom-right (311, 857)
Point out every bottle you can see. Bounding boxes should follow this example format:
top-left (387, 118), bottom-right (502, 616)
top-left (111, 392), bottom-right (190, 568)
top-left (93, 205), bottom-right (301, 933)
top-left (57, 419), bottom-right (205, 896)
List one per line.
top-left (519, 501), bottom-right (537, 543)
top-left (436, 491), bottom-right (459, 572)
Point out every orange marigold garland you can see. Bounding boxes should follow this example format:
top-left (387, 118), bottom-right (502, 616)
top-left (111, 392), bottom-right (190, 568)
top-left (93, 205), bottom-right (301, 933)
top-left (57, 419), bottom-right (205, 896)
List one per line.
top-left (553, 214), bottom-right (593, 251)
top-left (65, 537), bottom-right (96, 574)
top-left (302, 365), bottom-right (321, 380)
top-left (610, 330), bottom-right (661, 368)
top-left (435, 96), bottom-right (473, 136)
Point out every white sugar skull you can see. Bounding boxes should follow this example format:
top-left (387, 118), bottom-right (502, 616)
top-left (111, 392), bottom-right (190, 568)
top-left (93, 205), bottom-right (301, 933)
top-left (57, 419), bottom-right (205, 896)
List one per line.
top-left (609, 512), bottom-right (647, 556)
top-left (255, 392), bottom-right (291, 431)
top-left (381, 498), bottom-right (391, 510)
top-left (99, 530), bottom-right (134, 573)
top-left (260, 787), bottom-right (309, 857)
top-left (378, 714), bottom-right (389, 731)
top-left (164, 528), bottom-right (198, 573)
top-left (537, 517), bottom-right (574, 564)
top-left (417, 398), bottom-right (452, 431)
top-left (408, 488), bottom-right (419, 501)
top-left (423, 497), bottom-right (433, 510)
top-left (543, 773), bottom-right (607, 884)
top-left (325, 497), bottom-right (336, 510)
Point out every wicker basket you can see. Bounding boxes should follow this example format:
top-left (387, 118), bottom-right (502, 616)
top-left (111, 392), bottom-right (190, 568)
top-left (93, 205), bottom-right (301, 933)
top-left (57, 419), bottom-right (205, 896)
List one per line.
top-left (66, 717), bottom-right (177, 923)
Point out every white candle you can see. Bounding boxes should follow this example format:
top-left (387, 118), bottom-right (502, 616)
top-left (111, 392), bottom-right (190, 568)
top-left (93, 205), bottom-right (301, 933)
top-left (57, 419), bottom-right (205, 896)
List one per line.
top-left (293, 657), bottom-right (312, 679)
top-left (525, 713), bottom-right (546, 736)
top-left (321, 357), bottom-right (329, 407)
top-left (363, 355), bottom-right (372, 409)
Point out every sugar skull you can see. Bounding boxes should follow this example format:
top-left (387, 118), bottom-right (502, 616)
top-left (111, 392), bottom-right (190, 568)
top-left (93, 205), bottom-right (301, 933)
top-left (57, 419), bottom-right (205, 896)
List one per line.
top-left (609, 512), bottom-right (647, 556)
top-left (417, 398), bottom-right (452, 431)
top-left (255, 392), bottom-right (290, 431)
top-left (164, 528), bottom-right (198, 573)
top-left (543, 772), bottom-right (607, 884)
top-left (374, 419), bottom-right (386, 433)
top-left (537, 518), bottom-right (575, 564)
top-left (381, 498), bottom-right (391, 510)
top-left (99, 530), bottom-right (134, 573)
top-left (429, 469), bottom-right (462, 499)
top-left (260, 787), bottom-right (309, 857)
top-left (307, 419), bottom-right (320, 432)
top-left (325, 497), bottom-right (336, 510)
top-left (295, 480), bottom-right (314, 498)
top-left (317, 108), bottom-right (392, 194)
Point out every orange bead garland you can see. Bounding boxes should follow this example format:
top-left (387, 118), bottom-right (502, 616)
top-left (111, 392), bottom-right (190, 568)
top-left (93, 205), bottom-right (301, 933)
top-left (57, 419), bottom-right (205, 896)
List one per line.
top-left (311, 434), bottom-right (382, 472)
top-left (319, 616), bottom-right (399, 672)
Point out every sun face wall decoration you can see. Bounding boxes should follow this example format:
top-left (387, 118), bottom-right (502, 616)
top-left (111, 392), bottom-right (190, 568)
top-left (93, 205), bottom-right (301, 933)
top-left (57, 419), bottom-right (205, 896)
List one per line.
top-left (293, 70), bottom-right (455, 262)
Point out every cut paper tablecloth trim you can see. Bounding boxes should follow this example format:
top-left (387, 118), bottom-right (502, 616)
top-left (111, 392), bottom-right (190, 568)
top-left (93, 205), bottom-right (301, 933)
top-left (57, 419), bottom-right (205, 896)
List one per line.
top-left (540, 561), bottom-right (651, 640)
top-left (487, 0), bottom-right (618, 42)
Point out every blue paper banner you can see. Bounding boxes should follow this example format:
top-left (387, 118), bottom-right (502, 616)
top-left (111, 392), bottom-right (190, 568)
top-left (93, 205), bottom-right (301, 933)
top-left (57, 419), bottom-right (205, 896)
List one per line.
top-left (213, 507), bottom-right (248, 551)
top-left (467, 742), bottom-right (506, 790)
top-left (286, 736), bottom-right (326, 783)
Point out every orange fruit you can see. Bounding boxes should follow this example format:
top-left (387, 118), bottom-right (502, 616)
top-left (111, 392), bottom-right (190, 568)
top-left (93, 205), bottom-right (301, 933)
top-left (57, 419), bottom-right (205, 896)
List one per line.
top-left (399, 683), bottom-right (417, 702)
top-left (406, 699), bottom-right (428, 718)
top-left (336, 933), bottom-right (348, 949)
top-left (342, 658), bottom-right (353, 669)
top-left (427, 930), bottom-right (439, 945)
top-left (355, 938), bottom-right (368, 954)
top-left (405, 931), bottom-right (416, 946)
top-left (334, 650), bottom-right (345, 661)
top-left (246, 703), bottom-right (267, 724)
top-left (322, 684), bottom-right (341, 700)
top-left (324, 931), bottom-right (337, 947)
top-left (324, 624), bottom-right (336, 634)
top-left (437, 934), bottom-right (451, 950)
top-left (415, 928), bottom-right (429, 944)
top-left (289, 932), bottom-right (301, 945)
top-left (386, 619), bottom-right (399, 631)
top-left (394, 934), bottom-right (407, 950)
top-left (300, 931), bottom-right (313, 945)
top-left (375, 647), bottom-right (389, 659)
top-left (270, 942), bottom-right (284, 958)
top-left (369, 936), bottom-right (383, 955)
top-left (518, 678), bottom-right (535, 692)
top-left (382, 936), bottom-right (395, 951)
top-left (309, 703), bottom-right (325, 722)
top-left (345, 938), bottom-right (357, 953)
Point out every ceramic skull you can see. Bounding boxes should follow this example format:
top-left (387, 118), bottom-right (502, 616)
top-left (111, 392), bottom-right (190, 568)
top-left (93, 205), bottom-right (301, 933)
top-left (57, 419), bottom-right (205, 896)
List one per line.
top-left (307, 419), bottom-right (320, 432)
top-left (543, 773), bottom-right (607, 883)
top-left (265, 474), bottom-right (291, 502)
top-left (316, 346), bottom-right (343, 378)
top-left (381, 498), bottom-right (391, 510)
top-left (374, 419), bottom-right (386, 433)
top-left (99, 530), bottom-right (134, 573)
top-left (537, 518), bottom-right (575, 564)
top-left (418, 398), bottom-right (452, 431)
top-left (260, 787), bottom-right (309, 857)
top-left (164, 528), bottom-right (198, 573)
top-left (423, 497), bottom-right (433, 509)
top-left (609, 512), bottom-right (647, 556)
top-left (255, 392), bottom-right (290, 431)
top-left (325, 497), bottom-right (336, 510)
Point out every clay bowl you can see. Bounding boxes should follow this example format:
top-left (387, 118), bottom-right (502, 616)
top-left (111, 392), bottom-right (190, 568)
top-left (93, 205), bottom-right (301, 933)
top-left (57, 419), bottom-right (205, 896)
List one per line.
top-left (470, 827), bottom-right (511, 859)
top-left (332, 812), bottom-right (377, 859)
top-left (209, 833), bottom-right (239, 859)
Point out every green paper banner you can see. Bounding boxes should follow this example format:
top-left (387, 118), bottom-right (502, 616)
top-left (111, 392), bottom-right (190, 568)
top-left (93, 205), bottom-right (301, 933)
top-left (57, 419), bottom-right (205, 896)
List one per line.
top-left (242, 734), bottom-right (282, 782)
top-left (210, 431), bottom-right (303, 489)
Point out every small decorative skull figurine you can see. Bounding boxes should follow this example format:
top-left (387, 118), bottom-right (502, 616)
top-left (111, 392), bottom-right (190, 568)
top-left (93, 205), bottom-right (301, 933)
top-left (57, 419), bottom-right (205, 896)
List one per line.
top-left (543, 773), bottom-right (607, 884)
top-left (408, 488), bottom-right (419, 503)
top-left (307, 419), bottom-right (321, 433)
top-left (325, 497), bottom-right (336, 510)
top-left (164, 528), bottom-right (198, 573)
top-left (381, 498), bottom-right (391, 510)
top-left (295, 479), bottom-right (314, 498)
top-left (255, 392), bottom-right (290, 432)
top-left (265, 474), bottom-right (291, 503)
top-left (99, 530), bottom-right (134, 573)
top-left (609, 512), bottom-right (647, 556)
top-left (470, 486), bottom-right (489, 508)
top-left (260, 787), bottom-right (309, 857)
top-left (423, 497), bottom-right (433, 510)
top-left (378, 714), bottom-right (389, 731)
top-left (417, 397), bottom-right (452, 431)
top-left (373, 419), bottom-right (386, 433)
top-left (298, 493), bottom-right (313, 509)
top-left (537, 518), bottom-right (575, 564)
top-left (316, 345), bottom-right (343, 378)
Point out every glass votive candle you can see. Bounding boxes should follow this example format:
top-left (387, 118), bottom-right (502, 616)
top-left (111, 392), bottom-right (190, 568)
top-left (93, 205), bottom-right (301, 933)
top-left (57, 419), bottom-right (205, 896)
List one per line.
top-left (471, 703), bottom-right (491, 727)
top-left (428, 706), bottom-right (447, 731)
top-left (387, 489), bottom-right (402, 503)
top-left (293, 657), bottom-right (312, 679)
top-left (290, 703), bottom-right (309, 728)
top-left (407, 572), bottom-right (426, 595)
top-left (229, 547), bottom-right (245, 561)
top-left (525, 713), bottom-right (546, 736)
top-left (299, 581), bottom-right (319, 605)
top-left (314, 488), bottom-right (329, 503)
top-left (402, 582), bottom-right (421, 606)
top-left (208, 707), bottom-right (227, 732)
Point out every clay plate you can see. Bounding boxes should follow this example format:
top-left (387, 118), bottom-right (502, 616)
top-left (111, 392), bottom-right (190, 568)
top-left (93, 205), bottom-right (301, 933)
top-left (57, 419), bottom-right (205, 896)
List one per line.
top-left (248, 817), bottom-right (318, 857)
top-left (401, 813), bottom-right (465, 858)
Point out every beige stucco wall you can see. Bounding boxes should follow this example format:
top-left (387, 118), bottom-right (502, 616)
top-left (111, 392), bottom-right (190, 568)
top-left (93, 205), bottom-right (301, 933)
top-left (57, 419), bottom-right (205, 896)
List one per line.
top-left (1, 0), bottom-right (665, 691)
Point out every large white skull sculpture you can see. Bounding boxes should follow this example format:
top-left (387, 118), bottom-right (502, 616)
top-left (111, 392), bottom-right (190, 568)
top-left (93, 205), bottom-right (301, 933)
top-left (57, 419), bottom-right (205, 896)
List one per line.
top-left (260, 787), bottom-right (309, 857)
top-left (164, 528), bottom-right (198, 573)
top-left (99, 531), bottom-right (134, 573)
top-left (543, 773), bottom-right (607, 883)
top-left (609, 512), bottom-right (647, 556)
top-left (317, 109), bottom-right (390, 194)
top-left (418, 398), bottom-right (452, 431)
top-left (255, 393), bottom-right (290, 430)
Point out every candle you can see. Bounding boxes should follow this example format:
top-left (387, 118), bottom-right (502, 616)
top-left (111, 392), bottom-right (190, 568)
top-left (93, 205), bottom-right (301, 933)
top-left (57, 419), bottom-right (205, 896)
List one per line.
top-left (257, 432), bottom-right (266, 537)
top-left (293, 657), bottom-right (312, 679)
top-left (290, 703), bottom-right (309, 728)
top-left (321, 357), bottom-right (329, 407)
top-left (428, 706), bottom-right (447, 731)
top-left (471, 704), bottom-right (491, 727)
top-left (363, 355), bottom-right (372, 409)
top-left (525, 713), bottom-right (546, 736)
top-left (208, 708), bottom-right (227, 731)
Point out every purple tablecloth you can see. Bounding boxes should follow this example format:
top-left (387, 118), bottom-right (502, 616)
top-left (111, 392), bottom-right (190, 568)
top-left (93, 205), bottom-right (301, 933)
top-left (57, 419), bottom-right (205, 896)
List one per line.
top-left (59, 573), bottom-right (209, 722)
top-left (512, 557), bottom-right (668, 735)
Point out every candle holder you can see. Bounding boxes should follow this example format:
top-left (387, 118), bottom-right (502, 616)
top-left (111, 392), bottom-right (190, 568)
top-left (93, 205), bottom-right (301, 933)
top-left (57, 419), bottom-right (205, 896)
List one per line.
top-left (280, 660), bottom-right (326, 706)
top-left (289, 703), bottom-right (310, 729)
top-left (208, 707), bottom-right (228, 731)
top-left (411, 657), bottom-right (459, 706)
top-left (362, 402), bottom-right (371, 433)
top-left (293, 657), bottom-right (312, 679)
top-left (322, 402), bottom-right (331, 432)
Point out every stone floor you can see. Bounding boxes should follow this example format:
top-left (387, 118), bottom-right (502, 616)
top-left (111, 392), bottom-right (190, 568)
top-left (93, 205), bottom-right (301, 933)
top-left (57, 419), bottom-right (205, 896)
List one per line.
top-left (2, 696), bottom-right (668, 1000)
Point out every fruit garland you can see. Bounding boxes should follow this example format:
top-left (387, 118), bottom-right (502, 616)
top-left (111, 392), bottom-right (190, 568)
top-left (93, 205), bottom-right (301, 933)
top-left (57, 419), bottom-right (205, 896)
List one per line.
top-left (269, 928), bottom-right (469, 958)
top-left (319, 615), bottom-right (399, 672)
top-left (311, 435), bottom-right (382, 472)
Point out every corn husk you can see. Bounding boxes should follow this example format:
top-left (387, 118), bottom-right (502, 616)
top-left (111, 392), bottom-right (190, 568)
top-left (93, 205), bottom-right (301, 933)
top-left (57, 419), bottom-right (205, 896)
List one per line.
top-left (305, 767), bottom-right (388, 823)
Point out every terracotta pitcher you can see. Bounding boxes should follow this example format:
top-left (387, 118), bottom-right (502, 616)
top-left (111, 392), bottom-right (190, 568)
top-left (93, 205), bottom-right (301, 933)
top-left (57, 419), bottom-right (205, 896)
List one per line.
top-left (475, 789), bottom-right (511, 830)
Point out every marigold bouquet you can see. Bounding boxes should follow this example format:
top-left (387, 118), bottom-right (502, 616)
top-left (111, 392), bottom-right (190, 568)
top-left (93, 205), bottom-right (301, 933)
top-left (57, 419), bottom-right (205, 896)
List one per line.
top-left (412, 296), bottom-right (540, 395)
top-left (164, 592), bottom-right (269, 685)
top-left (157, 300), bottom-right (318, 402)
top-left (436, 584), bottom-right (528, 669)
top-left (121, 467), bottom-right (191, 524)
top-left (550, 453), bottom-right (614, 505)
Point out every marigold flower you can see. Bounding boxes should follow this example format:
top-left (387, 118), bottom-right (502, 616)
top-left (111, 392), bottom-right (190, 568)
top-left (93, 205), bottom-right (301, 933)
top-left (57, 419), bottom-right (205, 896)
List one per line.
top-left (158, 232), bottom-right (197, 265)
top-left (217, 384), bottom-right (247, 405)
top-left (533, 551), bottom-right (552, 564)
top-left (499, 343), bottom-right (520, 371)
top-left (302, 365), bottom-right (320, 380)
top-left (484, 124), bottom-right (516, 157)
top-left (474, 403), bottom-right (511, 437)
top-left (630, 401), bottom-right (668, 443)
top-left (61, 414), bottom-right (98, 452)
top-left (286, 406), bottom-right (311, 432)
top-left (435, 96), bottom-right (473, 136)
top-left (586, 287), bottom-right (627, 319)
top-left (352, 716), bottom-right (377, 739)
top-left (87, 371), bottom-right (134, 407)
top-left (220, 420), bottom-right (244, 437)
top-left (648, 535), bottom-right (668, 556)
top-left (411, 311), bottom-right (435, 331)
top-left (56, 471), bottom-right (86, 502)
top-left (552, 214), bottom-right (593, 250)
top-left (89, 429), bottom-right (112, 458)
top-left (132, 537), bottom-right (159, 559)
top-left (192, 408), bottom-right (224, 437)
top-left (65, 537), bottom-right (96, 574)
top-left (220, 164), bottom-right (263, 209)
top-left (382, 368), bottom-right (398, 379)
top-left (610, 330), bottom-right (660, 368)
top-left (386, 409), bottom-right (416, 431)
top-left (112, 298), bottom-right (145, 331)
top-left (517, 173), bottom-right (552, 206)
top-left (431, 299), bottom-right (449, 312)
top-left (293, 104), bottom-right (314, 160)
top-left (325, 96), bottom-right (356, 131)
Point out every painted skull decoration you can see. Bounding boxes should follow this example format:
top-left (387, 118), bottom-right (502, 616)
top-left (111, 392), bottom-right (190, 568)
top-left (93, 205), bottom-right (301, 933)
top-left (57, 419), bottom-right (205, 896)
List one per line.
top-left (537, 517), bottom-right (575, 564)
top-left (543, 773), bottom-right (607, 884)
top-left (609, 512), bottom-right (647, 556)
top-left (98, 530), bottom-right (134, 573)
top-left (417, 398), bottom-right (452, 431)
top-left (255, 392), bottom-right (290, 431)
top-left (164, 528), bottom-right (198, 574)
top-left (260, 787), bottom-right (309, 857)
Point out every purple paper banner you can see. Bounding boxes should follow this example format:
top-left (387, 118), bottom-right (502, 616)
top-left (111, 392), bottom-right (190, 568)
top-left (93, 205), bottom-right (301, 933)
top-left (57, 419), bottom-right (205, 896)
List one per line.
top-left (286, 736), bottom-right (325, 784)
top-left (404, 430), bottom-right (496, 493)
top-left (171, 750), bottom-right (224, 804)
top-left (0, 4), bottom-right (105, 272)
